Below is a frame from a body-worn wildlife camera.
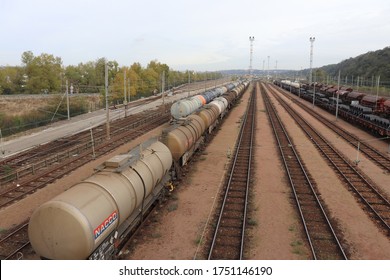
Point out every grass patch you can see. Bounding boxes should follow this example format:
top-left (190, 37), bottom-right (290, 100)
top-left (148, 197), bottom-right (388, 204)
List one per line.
top-left (167, 203), bottom-right (178, 212)
top-left (290, 240), bottom-right (305, 255)
top-left (288, 223), bottom-right (299, 232)
top-left (247, 218), bottom-right (258, 226)
top-left (151, 232), bottom-right (162, 239)
top-left (194, 236), bottom-right (203, 245)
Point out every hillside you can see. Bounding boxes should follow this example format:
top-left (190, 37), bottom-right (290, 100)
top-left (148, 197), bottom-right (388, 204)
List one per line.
top-left (319, 46), bottom-right (390, 85)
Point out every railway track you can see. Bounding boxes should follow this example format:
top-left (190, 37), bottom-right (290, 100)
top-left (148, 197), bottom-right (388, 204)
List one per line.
top-left (0, 103), bottom-right (168, 186)
top-left (266, 83), bottom-right (390, 236)
top-left (271, 84), bottom-right (390, 172)
top-left (261, 82), bottom-right (347, 259)
top-left (208, 86), bottom-right (256, 260)
top-left (0, 109), bottom-right (170, 209)
top-left (0, 110), bottom-right (170, 259)
top-left (0, 221), bottom-right (32, 260)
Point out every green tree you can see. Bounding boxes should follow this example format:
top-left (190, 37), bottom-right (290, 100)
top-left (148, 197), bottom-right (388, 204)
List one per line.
top-left (21, 51), bottom-right (63, 94)
top-left (0, 66), bottom-right (25, 95)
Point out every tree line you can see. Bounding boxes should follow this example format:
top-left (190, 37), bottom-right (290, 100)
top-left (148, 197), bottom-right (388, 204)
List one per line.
top-left (0, 51), bottom-right (223, 101)
top-left (0, 51), bottom-right (223, 137)
top-left (315, 46), bottom-right (390, 88)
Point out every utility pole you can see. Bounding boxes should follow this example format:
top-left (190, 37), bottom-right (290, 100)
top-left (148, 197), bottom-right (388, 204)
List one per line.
top-left (204, 72), bottom-right (207, 91)
top-left (357, 76), bottom-right (360, 91)
top-left (275, 60), bottom-right (278, 80)
top-left (312, 73), bottom-right (316, 108)
top-left (128, 79), bottom-right (131, 102)
top-left (249, 36), bottom-right (255, 76)
top-left (188, 70), bottom-right (191, 97)
top-left (335, 70), bottom-right (341, 120)
top-left (0, 128), bottom-right (3, 157)
top-left (105, 61), bottom-right (110, 140)
top-left (66, 80), bottom-right (70, 120)
top-left (124, 69), bottom-right (127, 117)
top-left (267, 56), bottom-right (270, 80)
top-left (262, 60), bottom-right (265, 77)
top-left (376, 75), bottom-right (380, 112)
top-left (90, 128), bottom-right (96, 159)
top-left (162, 70), bottom-right (165, 106)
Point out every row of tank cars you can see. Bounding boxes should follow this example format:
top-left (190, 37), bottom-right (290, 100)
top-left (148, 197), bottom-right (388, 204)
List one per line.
top-left (274, 80), bottom-right (390, 137)
top-left (28, 80), bottom-right (250, 260)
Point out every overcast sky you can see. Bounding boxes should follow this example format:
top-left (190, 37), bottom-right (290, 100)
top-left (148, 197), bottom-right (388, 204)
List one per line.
top-left (1, 0), bottom-right (389, 71)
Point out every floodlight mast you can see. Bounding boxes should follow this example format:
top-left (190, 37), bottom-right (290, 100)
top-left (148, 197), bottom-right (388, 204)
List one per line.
top-left (249, 36), bottom-right (255, 75)
top-left (309, 37), bottom-right (315, 85)
top-left (309, 37), bottom-right (315, 107)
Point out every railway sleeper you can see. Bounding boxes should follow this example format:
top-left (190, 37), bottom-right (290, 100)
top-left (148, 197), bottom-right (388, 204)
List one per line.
top-left (307, 231), bottom-right (335, 244)
top-left (298, 200), bottom-right (319, 208)
top-left (224, 203), bottom-right (245, 212)
top-left (215, 227), bottom-right (242, 237)
top-left (225, 187), bottom-right (247, 195)
top-left (220, 216), bottom-right (244, 226)
top-left (302, 212), bottom-right (326, 222)
top-left (295, 190), bottom-right (317, 196)
top-left (210, 248), bottom-right (240, 260)
top-left (215, 237), bottom-right (241, 247)
top-left (226, 197), bottom-right (245, 204)
top-left (231, 177), bottom-right (249, 183)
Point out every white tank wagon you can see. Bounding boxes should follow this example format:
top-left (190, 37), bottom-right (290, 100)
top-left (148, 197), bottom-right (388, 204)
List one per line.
top-left (170, 96), bottom-right (204, 119)
top-left (28, 140), bottom-right (172, 260)
top-left (209, 97), bottom-right (228, 117)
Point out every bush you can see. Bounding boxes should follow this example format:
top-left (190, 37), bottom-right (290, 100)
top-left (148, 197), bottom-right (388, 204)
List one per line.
top-left (0, 96), bottom-right (89, 137)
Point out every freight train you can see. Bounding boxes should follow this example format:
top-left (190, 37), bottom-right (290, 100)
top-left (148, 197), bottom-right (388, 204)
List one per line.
top-left (274, 80), bottom-right (390, 137)
top-left (28, 80), bottom-right (250, 260)
top-left (170, 81), bottom-right (243, 119)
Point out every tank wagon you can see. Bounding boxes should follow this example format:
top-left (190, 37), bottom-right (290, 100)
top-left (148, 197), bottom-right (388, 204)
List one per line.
top-left (274, 80), bottom-right (389, 137)
top-left (28, 139), bottom-right (172, 260)
top-left (170, 82), bottom-right (239, 119)
top-left (28, 80), bottom-right (249, 260)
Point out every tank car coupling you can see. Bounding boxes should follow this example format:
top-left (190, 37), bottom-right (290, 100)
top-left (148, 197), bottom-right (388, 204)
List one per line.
top-left (166, 182), bottom-right (175, 192)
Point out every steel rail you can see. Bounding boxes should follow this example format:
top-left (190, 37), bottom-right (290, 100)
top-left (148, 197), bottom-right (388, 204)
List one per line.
top-left (261, 83), bottom-right (347, 260)
top-left (208, 86), bottom-right (256, 260)
top-left (271, 84), bottom-right (390, 172)
top-left (267, 84), bottom-right (390, 235)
